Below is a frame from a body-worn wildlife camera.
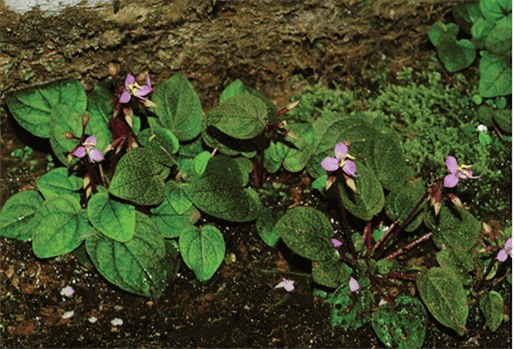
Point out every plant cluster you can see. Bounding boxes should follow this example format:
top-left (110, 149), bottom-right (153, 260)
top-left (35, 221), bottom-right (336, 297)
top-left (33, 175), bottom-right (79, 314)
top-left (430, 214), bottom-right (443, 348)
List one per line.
top-left (428, 0), bottom-right (511, 98)
top-left (288, 55), bottom-right (512, 221)
top-left (0, 29), bottom-right (511, 348)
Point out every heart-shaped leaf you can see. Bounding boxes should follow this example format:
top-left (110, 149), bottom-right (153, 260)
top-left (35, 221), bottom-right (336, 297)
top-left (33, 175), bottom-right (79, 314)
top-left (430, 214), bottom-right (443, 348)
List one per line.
top-left (86, 211), bottom-right (168, 298)
top-left (275, 207), bottom-right (336, 261)
top-left (417, 268), bottom-right (468, 335)
top-left (372, 296), bottom-right (427, 349)
top-left (109, 148), bottom-right (165, 206)
top-left (88, 192), bottom-right (136, 243)
top-left (180, 225), bottom-right (225, 281)
top-left (0, 190), bottom-right (44, 241)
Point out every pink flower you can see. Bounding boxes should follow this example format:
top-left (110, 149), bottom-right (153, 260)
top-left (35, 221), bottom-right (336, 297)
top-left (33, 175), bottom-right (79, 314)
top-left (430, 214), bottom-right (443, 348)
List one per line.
top-left (497, 238), bottom-right (512, 262)
top-left (275, 278), bottom-right (294, 292)
top-left (349, 277), bottom-right (359, 292)
top-left (331, 238), bottom-right (342, 248)
top-left (444, 156), bottom-right (481, 188)
top-left (321, 142), bottom-right (359, 177)
top-left (120, 73), bottom-right (152, 103)
top-left (73, 134), bottom-right (104, 163)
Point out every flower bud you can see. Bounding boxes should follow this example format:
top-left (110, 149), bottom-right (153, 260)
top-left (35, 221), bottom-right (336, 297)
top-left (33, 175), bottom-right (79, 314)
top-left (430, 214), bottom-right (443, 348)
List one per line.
top-left (63, 131), bottom-right (75, 140)
top-left (81, 112), bottom-right (90, 127)
top-left (286, 99), bottom-right (300, 111)
top-left (108, 63), bottom-right (118, 78)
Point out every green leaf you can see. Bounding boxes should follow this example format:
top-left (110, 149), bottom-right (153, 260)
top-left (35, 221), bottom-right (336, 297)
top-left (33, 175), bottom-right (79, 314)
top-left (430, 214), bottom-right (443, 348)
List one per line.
top-left (138, 126), bottom-right (180, 167)
top-left (193, 151), bottom-right (211, 175)
top-left (479, 131), bottom-right (493, 146)
top-left (485, 13), bottom-right (512, 56)
top-left (492, 109), bottom-right (512, 133)
top-left (471, 18), bottom-right (496, 49)
top-left (480, 0), bottom-right (511, 23)
top-left (150, 198), bottom-right (200, 239)
top-left (437, 37), bottom-right (476, 73)
top-left (372, 296), bottom-right (427, 349)
top-left (32, 195), bottom-right (87, 258)
top-left (49, 104), bottom-right (88, 166)
top-left (479, 51), bottom-right (512, 97)
top-left (376, 259), bottom-right (393, 275)
top-left (164, 181), bottom-right (193, 215)
top-left (279, 122), bottom-right (315, 172)
top-left (87, 192), bottom-right (135, 243)
top-left (0, 190), bottom-right (44, 241)
top-left (185, 155), bottom-right (262, 222)
top-left (206, 94), bottom-right (268, 139)
top-left (5, 77), bottom-right (86, 138)
top-left (312, 258), bottom-right (349, 288)
top-left (338, 161), bottom-right (385, 221)
top-left (436, 247), bottom-right (474, 286)
top-left (149, 73), bottom-right (202, 141)
top-left (416, 268), bottom-right (468, 335)
top-left (109, 148), bottom-right (166, 206)
top-left (86, 211), bottom-right (168, 298)
top-left (37, 167), bottom-right (82, 201)
top-left (479, 290), bottom-right (504, 332)
top-left (179, 225), bottom-right (225, 281)
top-left (453, 2), bottom-right (484, 34)
top-left (275, 207), bottom-right (336, 261)
top-left (330, 286), bottom-right (374, 330)
top-left (385, 179), bottom-right (427, 232)
top-left (163, 239), bottom-right (182, 282)
top-left (370, 132), bottom-right (409, 191)
top-left (84, 83), bottom-right (112, 157)
top-left (220, 79), bottom-right (246, 104)
top-left (428, 22), bottom-right (460, 47)
top-left (255, 206), bottom-right (284, 248)
top-left (425, 200), bottom-right (481, 252)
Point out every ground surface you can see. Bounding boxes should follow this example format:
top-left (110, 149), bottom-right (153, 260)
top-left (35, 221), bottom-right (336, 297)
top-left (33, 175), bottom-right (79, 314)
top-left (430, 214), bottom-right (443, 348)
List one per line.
top-left (0, 0), bottom-right (511, 347)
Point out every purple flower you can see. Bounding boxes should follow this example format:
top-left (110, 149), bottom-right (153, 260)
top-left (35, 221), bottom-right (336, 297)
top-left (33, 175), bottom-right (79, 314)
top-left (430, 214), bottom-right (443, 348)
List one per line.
top-left (321, 142), bottom-right (359, 176)
top-left (120, 73), bottom-right (152, 103)
top-left (275, 278), bottom-right (294, 292)
top-left (331, 238), bottom-right (342, 248)
top-left (349, 277), bottom-right (359, 292)
top-left (444, 156), bottom-right (481, 188)
top-left (497, 238), bottom-right (512, 262)
top-left (73, 134), bottom-right (104, 163)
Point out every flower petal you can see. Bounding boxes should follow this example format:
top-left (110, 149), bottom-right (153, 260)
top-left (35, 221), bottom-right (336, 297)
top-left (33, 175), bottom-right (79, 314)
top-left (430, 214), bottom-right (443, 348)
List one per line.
top-left (136, 85), bottom-right (152, 97)
top-left (321, 157), bottom-right (339, 171)
top-left (446, 156), bottom-right (458, 173)
top-left (334, 142), bottom-right (348, 159)
top-left (84, 134), bottom-right (97, 146)
top-left (88, 149), bottom-right (104, 163)
top-left (349, 277), bottom-right (359, 292)
top-left (331, 238), bottom-right (342, 248)
top-left (146, 76), bottom-right (152, 88)
top-left (497, 249), bottom-right (508, 262)
top-left (73, 146), bottom-right (87, 158)
top-left (124, 73), bottom-right (135, 89)
top-left (342, 160), bottom-right (358, 176)
top-left (443, 173), bottom-right (458, 188)
top-left (275, 278), bottom-right (294, 292)
top-left (120, 91), bottom-right (131, 104)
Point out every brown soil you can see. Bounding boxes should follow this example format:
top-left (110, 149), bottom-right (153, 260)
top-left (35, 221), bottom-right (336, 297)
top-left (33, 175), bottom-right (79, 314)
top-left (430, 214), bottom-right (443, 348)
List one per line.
top-left (0, 0), bottom-right (511, 347)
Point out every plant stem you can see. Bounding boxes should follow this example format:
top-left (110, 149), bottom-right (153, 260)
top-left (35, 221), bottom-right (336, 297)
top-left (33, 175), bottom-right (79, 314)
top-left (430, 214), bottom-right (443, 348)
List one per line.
top-left (84, 159), bottom-right (98, 194)
top-left (334, 182), bottom-right (356, 259)
top-left (385, 272), bottom-right (418, 280)
top-left (385, 232), bottom-right (432, 261)
top-left (474, 254), bottom-right (498, 293)
top-left (373, 187), bottom-right (431, 259)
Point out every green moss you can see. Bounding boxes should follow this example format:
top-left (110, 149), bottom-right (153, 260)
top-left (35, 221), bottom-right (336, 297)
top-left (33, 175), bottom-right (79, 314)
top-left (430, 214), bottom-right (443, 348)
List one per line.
top-left (289, 54), bottom-right (511, 220)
